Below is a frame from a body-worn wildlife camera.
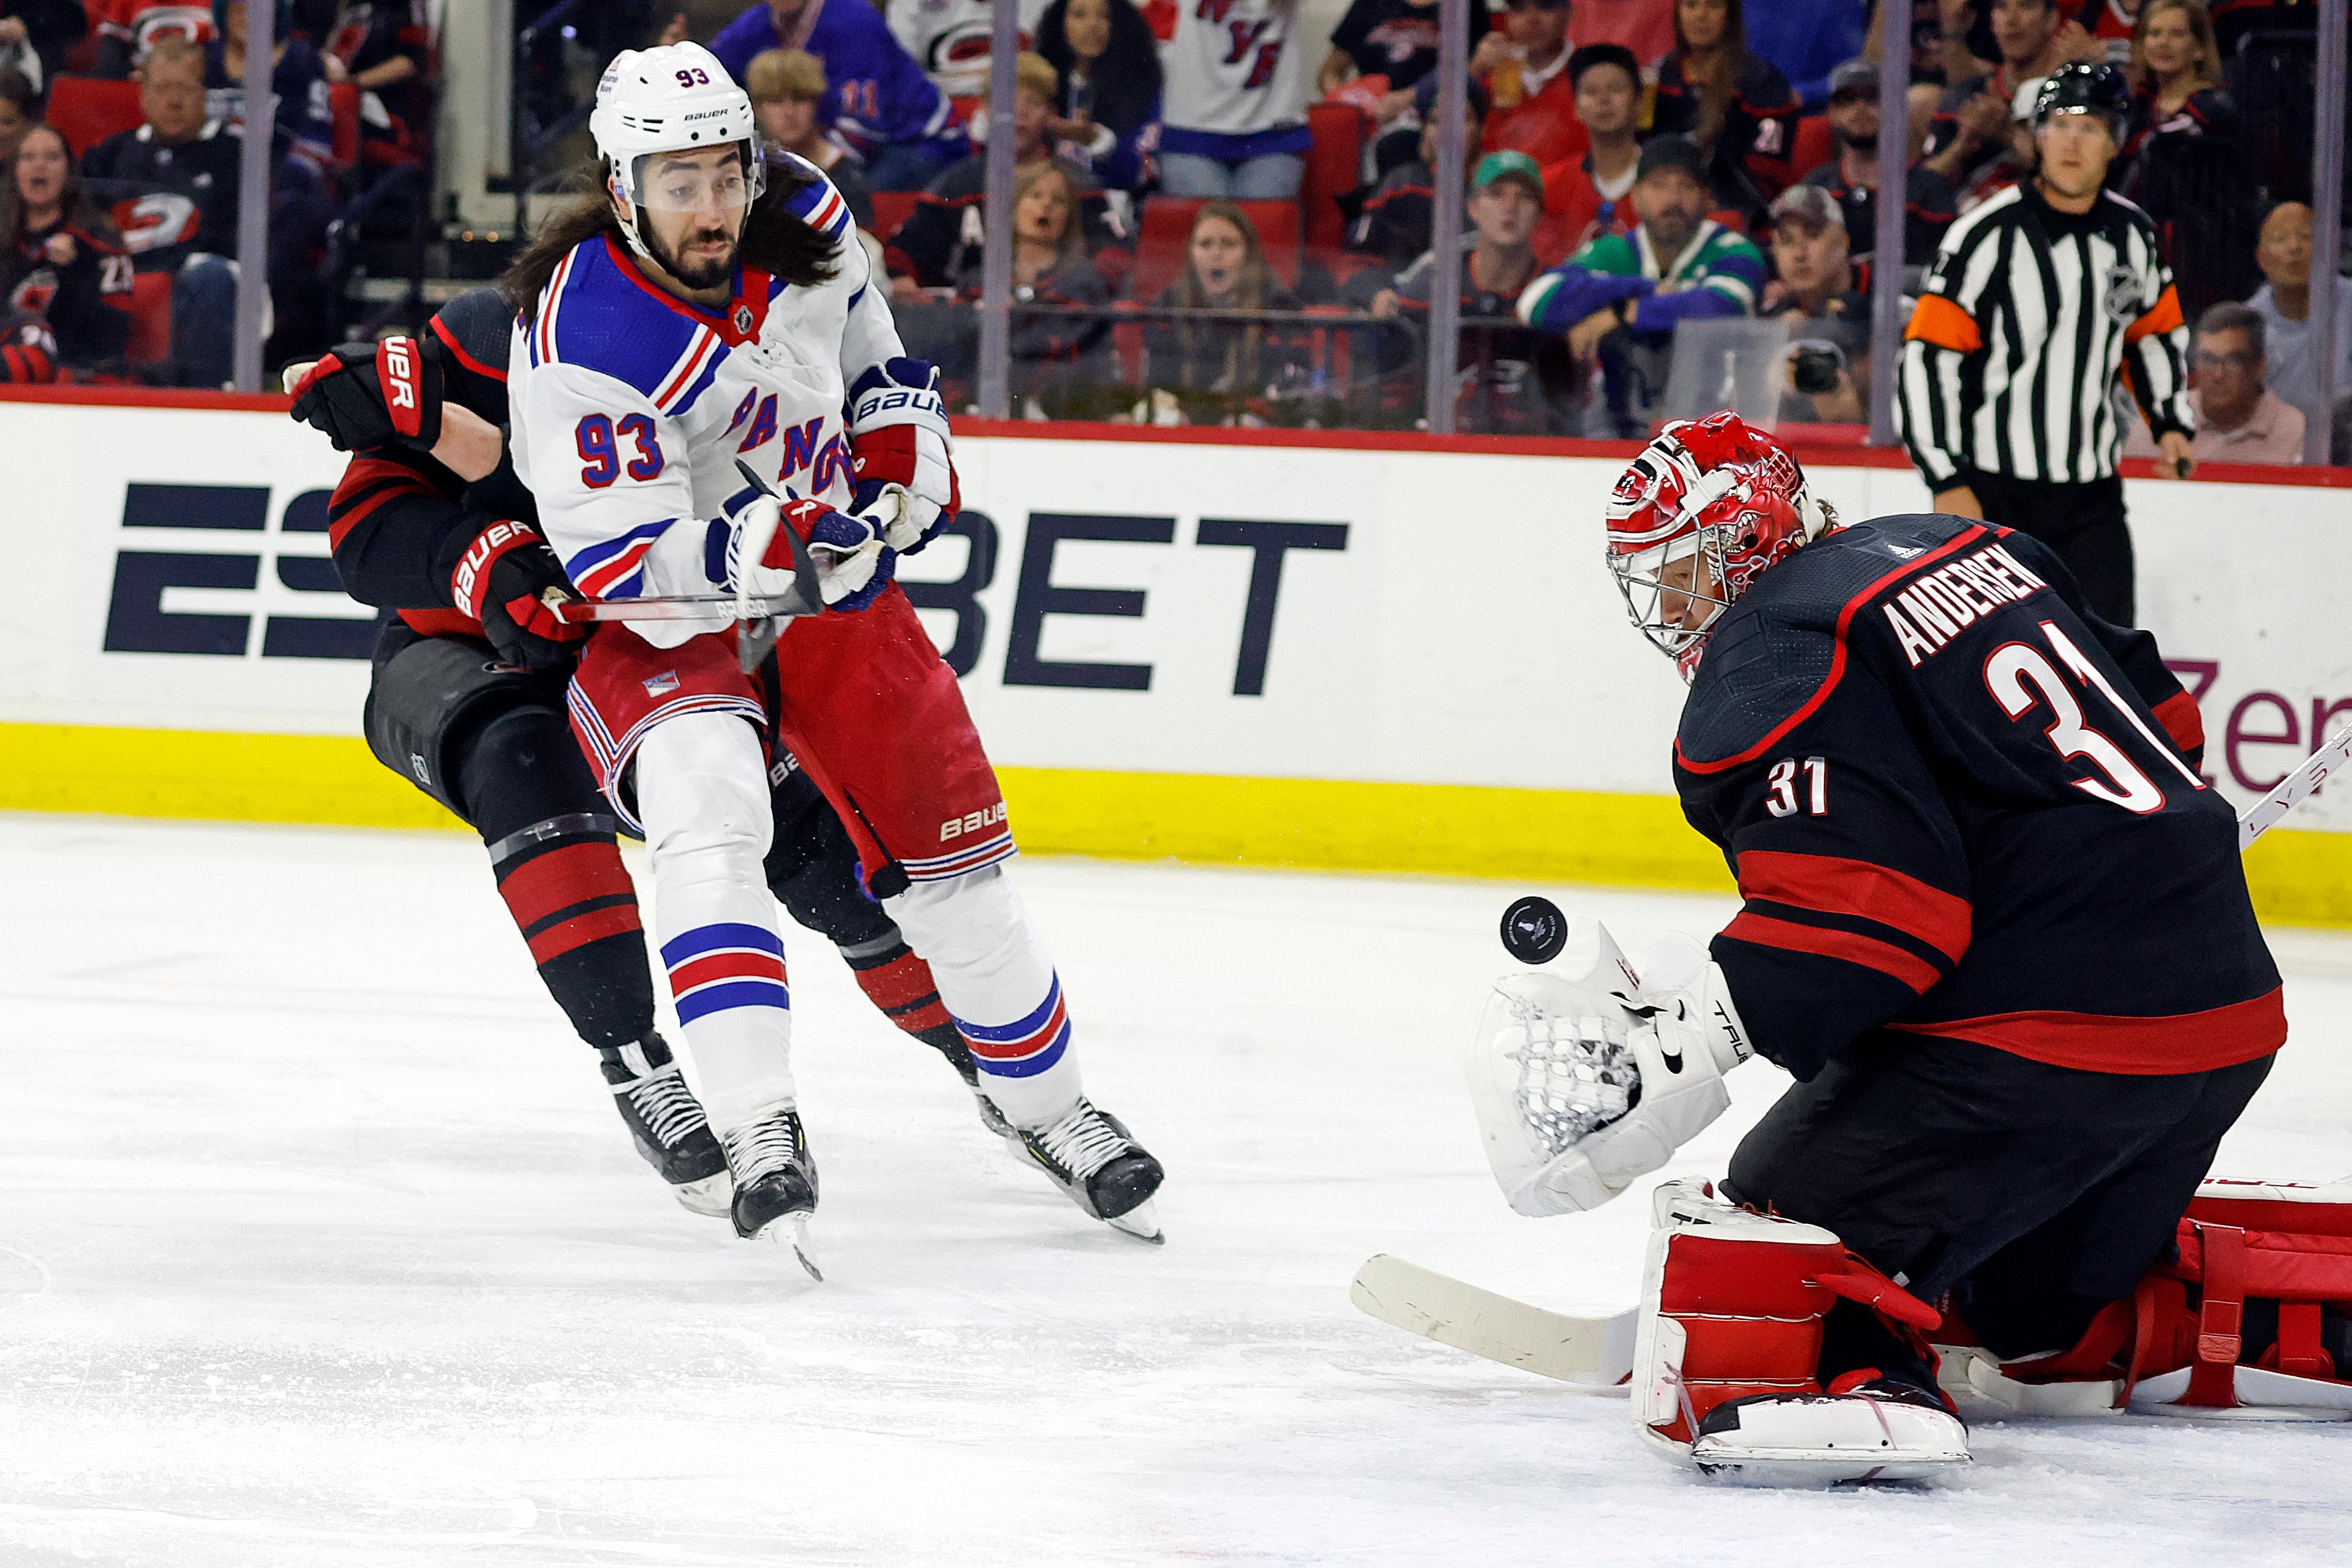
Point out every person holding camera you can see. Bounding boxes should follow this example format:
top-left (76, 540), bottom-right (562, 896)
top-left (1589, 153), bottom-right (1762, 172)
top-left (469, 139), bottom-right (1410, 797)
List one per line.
top-left (1895, 61), bottom-right (2193, 628)
top-left (1762, 183), bottom-right (1869, 424)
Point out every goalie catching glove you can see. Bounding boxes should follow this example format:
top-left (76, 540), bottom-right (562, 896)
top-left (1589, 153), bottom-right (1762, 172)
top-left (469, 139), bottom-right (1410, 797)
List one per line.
top-left (726, 494), bottom-right (894, 612)
top-left (288, 336), bottom-right (443, 453)
top-left (451, 519), bottom-right (585, 673)
top-left (846, 358), bottom-right (958, 554)
top-left (1466, 919), bottom-right (1752, 1216)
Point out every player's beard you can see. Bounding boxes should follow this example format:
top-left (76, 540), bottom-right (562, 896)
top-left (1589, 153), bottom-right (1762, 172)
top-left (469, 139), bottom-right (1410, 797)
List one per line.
top-left (649, 218), bottom-right (742, 292)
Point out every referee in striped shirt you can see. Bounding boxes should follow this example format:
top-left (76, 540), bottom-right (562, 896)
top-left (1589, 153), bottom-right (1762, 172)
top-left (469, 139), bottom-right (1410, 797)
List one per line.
top-left (1895, 63), bottom-right (2195, 626)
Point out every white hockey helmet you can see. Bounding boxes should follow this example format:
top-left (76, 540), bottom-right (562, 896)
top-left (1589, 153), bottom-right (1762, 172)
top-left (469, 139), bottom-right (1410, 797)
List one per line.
top-left (590, 43), bottom-right (766, 260)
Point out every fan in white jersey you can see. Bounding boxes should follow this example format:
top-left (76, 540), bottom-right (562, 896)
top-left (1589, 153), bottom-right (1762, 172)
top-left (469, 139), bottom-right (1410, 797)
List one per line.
top-left (497, 42), bottom-right (1165, 1259)
top-left (1158, 0), bottom-right (1312, 198)
top-left (890, 0), bottom-right (1054, 108)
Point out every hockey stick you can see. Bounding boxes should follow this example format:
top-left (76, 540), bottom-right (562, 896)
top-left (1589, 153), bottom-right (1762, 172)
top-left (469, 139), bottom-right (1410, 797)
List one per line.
top-left (2239, 725), bottom-right (2352, 850)
top-left (1349, 1254), bottom-right (1635, 1388)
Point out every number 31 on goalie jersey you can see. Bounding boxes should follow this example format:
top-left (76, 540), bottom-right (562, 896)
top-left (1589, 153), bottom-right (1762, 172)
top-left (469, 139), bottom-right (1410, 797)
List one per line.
top-left (576, 413), bottom-right (665, 489)
top-left (1985, 620), bottom-right (2204, 813)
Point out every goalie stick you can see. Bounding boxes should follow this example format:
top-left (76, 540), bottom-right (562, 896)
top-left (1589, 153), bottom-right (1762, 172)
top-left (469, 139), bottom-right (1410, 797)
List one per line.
top-left (1361, 728), bottom-right (2352, 1382)
top-left (2239, 724), bottom-right (2352, 850)
top-left (1349, 1254), bottom-right (1635, 1387)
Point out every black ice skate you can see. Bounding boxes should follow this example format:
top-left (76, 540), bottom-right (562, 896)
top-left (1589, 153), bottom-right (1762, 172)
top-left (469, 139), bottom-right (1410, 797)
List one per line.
top-left (722, 1107), bottom-right (822, 1279)
top-left (600, 1035), bottom-right (730, 1218)
top-left (911, 1021), bottom-right (1016, 1139)
top-left (1016, 1098), bottom-right (1165, 1243)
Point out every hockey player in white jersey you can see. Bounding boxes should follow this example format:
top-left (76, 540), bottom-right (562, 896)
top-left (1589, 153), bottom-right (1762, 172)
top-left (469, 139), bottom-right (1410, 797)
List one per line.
top-left (499, 42), bottom-right (1164, 1254)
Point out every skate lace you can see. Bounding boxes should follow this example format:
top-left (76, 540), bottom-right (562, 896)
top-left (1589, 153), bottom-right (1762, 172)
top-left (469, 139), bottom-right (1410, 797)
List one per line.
top-left (1502, 993), bottom-right (1638, 1157)
top-left (1036, 1101), bottom-right (1128, 1181)
top-left (723, 1114), bottom-right (804, 1186)
top-left (620, 1063), bottom-right (707, 1150)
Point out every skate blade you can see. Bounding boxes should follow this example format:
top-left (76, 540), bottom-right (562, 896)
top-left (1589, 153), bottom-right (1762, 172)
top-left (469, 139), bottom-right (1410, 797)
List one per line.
top-left (750, 1212), bottom-right (823, 1281)
top-left (1106, 1199), bottom-right (1164, 1245)
top-left (671, 1171), bottom-right (734, 1219)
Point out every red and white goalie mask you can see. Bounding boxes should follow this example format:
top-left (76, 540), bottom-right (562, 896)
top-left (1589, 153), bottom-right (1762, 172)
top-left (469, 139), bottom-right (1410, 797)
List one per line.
top-left (1604, 412), bottom-right (1833, 682)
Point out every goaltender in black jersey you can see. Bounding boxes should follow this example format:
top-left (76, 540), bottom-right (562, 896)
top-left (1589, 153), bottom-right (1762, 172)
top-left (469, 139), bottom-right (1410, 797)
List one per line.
top-left (1465, 412), bottom-right (2286, 1483)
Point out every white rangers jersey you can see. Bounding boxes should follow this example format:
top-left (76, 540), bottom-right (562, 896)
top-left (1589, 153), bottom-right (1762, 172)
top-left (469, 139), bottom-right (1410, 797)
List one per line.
top-left (507, 163), bottom-right (892, 649)
top-left (1160, 0), bottom-right (1308, 145)
top-left (889, 0), bottom-right (1054, 104)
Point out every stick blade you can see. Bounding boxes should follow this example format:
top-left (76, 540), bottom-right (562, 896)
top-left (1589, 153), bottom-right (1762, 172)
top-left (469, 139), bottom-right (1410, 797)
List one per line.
top-left (1350, 1254), bottom-right (1634, 1387)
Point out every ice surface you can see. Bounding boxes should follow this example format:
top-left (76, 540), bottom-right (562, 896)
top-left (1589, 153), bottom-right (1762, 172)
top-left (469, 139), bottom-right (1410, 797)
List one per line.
top-left (1, 814), bottom-right (2346, 1567)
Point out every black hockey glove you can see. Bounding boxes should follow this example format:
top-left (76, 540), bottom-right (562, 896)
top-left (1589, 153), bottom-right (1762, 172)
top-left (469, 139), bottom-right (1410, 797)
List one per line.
top-left (289, 335), bottom-right (444, 452)
top-left (451, 519), bottom-right (586, 674)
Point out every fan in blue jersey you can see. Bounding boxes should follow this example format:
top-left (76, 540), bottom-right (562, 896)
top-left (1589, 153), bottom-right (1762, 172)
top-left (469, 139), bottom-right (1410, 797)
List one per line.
top-left (707, 0), bottom-right (965, 191)
top-left (1466, 412), bottom-right (2293, 1482)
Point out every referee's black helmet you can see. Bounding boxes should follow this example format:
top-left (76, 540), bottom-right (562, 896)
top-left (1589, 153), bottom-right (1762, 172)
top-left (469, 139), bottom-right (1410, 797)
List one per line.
top-left (2032, 62), bottom-right (2132, 141)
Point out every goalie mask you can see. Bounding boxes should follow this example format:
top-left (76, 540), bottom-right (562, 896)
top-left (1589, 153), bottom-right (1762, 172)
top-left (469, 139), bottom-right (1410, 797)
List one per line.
top-left (590, 43), bottom-right (767, 268)
top-left (1604, 412), bottom-right (1834, 682)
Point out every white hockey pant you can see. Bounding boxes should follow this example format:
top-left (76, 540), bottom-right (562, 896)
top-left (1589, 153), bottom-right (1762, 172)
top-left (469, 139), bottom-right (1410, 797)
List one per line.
top-left (632, 712), bottom-right (796, 1136)
top-left (883, 865), bottom-right (1082, 1130)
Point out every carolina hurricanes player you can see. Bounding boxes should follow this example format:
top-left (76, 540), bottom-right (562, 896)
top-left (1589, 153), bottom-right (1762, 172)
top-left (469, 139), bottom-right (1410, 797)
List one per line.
top-left (1467, 412), bottom-right (2283, 1480)
top-left (497, 43), bottom-right (1164, 1254)
top-left (284, 287), bottom-right (1014, 1225)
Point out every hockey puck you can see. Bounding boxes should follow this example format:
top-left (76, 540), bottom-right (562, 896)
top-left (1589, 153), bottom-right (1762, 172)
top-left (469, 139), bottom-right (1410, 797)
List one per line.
top-left (1499, 895), bottom-right (1568, 965)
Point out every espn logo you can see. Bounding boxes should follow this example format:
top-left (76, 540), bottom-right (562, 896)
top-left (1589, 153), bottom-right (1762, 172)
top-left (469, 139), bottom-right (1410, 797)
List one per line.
top-left (938, 801), bottom-right (1007, 842)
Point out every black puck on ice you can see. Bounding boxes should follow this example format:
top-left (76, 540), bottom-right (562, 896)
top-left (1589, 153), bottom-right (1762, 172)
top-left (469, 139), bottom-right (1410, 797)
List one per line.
top-left (1499, 895), bottom-right (1568, 965)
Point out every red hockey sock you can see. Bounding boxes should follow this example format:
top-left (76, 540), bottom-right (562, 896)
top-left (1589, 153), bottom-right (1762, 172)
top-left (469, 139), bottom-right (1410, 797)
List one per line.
top-left (849, 943), bottom-right (953, 1036)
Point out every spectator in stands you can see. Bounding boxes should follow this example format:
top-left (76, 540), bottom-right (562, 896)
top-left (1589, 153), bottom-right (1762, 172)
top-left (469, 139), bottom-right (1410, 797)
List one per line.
top-left (207, 0), bottom-right (335, 186)
top-left (1347, 76), bottom-right (1485, 271)
top-left (206, 0), bottom-right (337, 364)
top-left (315, 1), bottom-right (431, 166)
top-left (1515, 133), bottom-right (1765, 435)
top-left (1038, 0), bottom-right (1161, 194)
top-left (884, 0), bottom-right (1041, 110)
top-left (745, 48), bottom-right (873, 231)
top-left (706, 0), bottom-right (963, 192)
top-left (1742, 0), bottom-right (1866, 113)
top-left (2117, 0), bottom-right (2250, 316)
top-left (889, 52), bottom-right (1111, 291)
top-left (94, 1), bottom-right (219, 77)
top-left (1, 1), bottom-right (89, 88)
top-left (1321, 0), bottom-right (1490, 99)
top-left (1799, 58), bottom-right (1956, 272)
top-left (1539, 43), bottom-right (1642, 256)
top-left (1923, 0), bottom-right (2104, 188)
top-left (2245, 201), bottom-right (2352, 436)
top-left (1473, 0), bottom-right (1582, 167)
top-left (1569, 0), bottom-right (1675, 62)
top-left (1, 123), bottom-right (135, 372)
top-left (1160, 0), bottom-right (1311, 198)
top-left (0, 64), bottom-right (35, 165)
top-left (1761, 183), bottom-right (1869, 423)
top-left (1379, 149), bottom-right (1578, 432)
top-left (1650, 0), bottom-right (1801, 227)
top-left (82, 34), bottom-right (243, 386)
top-left (996, 160), bottom-right (1117, 410)
top-left (1143, 200), bottom-right (1309, 418)
top-left (2122, 301), bottom-right (2304, 464)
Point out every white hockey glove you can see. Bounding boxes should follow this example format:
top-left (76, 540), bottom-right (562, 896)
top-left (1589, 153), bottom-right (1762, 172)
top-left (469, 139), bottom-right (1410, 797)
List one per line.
top-left (846, 358), bottom-right (958, 554)
top-left (1466, 921), bottom-right (1752, 1216)
top-left (726, 494), bottom-right (895, 613)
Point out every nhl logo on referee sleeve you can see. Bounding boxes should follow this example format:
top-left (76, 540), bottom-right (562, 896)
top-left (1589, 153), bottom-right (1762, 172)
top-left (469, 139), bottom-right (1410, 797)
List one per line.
top-left (2103, 263), bottom-right (2145, 323)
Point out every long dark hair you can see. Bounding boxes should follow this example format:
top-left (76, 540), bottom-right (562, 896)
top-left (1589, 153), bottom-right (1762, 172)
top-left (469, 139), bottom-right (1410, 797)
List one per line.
top-left (499, 152), bottom-right (838, 317)
top-left (1670, 0), bottom-right (1747, 153)
top-left (1169, 201), bottom-right (1280, 391)
top-left (1037, 0), bottom-right (1163, 138)
top-left (1, 124), bottom-right (121, 257)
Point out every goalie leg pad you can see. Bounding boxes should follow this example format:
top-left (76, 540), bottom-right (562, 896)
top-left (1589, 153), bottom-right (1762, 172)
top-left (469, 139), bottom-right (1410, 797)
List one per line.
top-left (1634, 1183), bottom-right (1969, 1483)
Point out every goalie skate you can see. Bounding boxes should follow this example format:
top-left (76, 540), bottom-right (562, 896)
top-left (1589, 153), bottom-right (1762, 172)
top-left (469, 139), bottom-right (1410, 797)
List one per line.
top-left (1016, 1099), bottom-right (1165, 1242)
top-left (600, 1035), bottom-right (731, 1218)
top-left (722, 1107), bottom-right (822, 1279)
